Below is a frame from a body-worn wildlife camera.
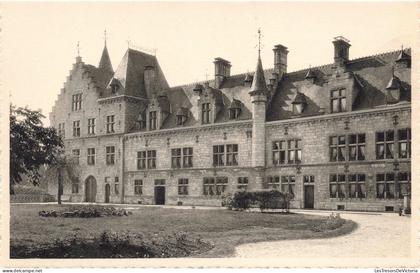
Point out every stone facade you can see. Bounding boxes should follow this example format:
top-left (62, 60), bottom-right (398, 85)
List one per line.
top-left (49, 36), bottom-right (411, 212)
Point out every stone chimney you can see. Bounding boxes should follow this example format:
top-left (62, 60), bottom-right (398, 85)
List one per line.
top-left (214, 58), bottom-right (231, 89)
top-left (333, 36), bottom-right (351, 66)
top-left (273, 44), bottom-right (288, 76)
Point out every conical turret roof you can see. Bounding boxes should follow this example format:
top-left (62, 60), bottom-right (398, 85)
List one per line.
top-left (98, 45), bottom-right (113, 74)
top-left (249, 55), bottom-right (268, 95)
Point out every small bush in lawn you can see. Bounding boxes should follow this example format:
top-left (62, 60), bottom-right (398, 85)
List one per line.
top-left (311, 212), bottom-right (345, 232)
top-left (229, 190), bottom-right (293, 212)
top-left (221, 193), bottom-right (233, 209)
top-left (38, 206), bottom-right (130, 218)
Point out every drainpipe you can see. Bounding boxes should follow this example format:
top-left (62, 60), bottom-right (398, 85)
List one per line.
top-left (120, 135), bottom-right (125, 204)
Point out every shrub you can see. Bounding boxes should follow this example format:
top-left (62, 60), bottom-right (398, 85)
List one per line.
top-left (38, 206), bottom-right (130, 218)
top-left (230, 190), bottom-right (294, 212)
top-left (311, 212), bottom-right (345, 232)
top-left (221, 193), bottom-right (234, 209)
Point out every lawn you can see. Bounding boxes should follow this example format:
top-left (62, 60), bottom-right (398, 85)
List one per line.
top-left (10, 204), bottom-right (356, 258)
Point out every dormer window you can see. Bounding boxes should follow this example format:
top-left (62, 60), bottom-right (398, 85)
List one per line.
top-left (385, 70), bottom-right (402, 104)
top-left (292, 92), bottom-right (307, 115)
top-left (229, 99), bottom-right (242, 120)
top-left (109, 78), bottom-right (121, 94)
top-left (137, 112), bottom-right (146, 130)
top-left (149, 111), bottom-right (157, 130)
top-left (176, 107), bottom-right (189, 126)
top-left (202, 103), bottom-right (210, 124)
top-left (331, 89), bottom-right (346, 113)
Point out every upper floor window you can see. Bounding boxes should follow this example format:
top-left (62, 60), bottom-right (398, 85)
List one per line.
top-left (178, 178), bottom-right (189, 195)
top-left (202, 103), bottom-right (210, 124)
top-left (73, 121), bottom-right (80, 137)
top-left (137, 150), bottom-right (156, 169)
top-left (106, 146), bottom-right (115, 165)
top-left (72, 93), bottom-right (82, 111)
top-left (106, 115), bottom-right (115, 133)
top-left (149, 111), bottom-right (157, 130)
top-left (87, 118), bottom-right (95, 135)
top-left (58, 123), bottom-right (65, 138)
top-left (348, 134), bottom-right (365, 161)
top-left (134, 179), bottom-right (143, 195)
top-left (213, 144), bottom-right (238, 167)
top-left (376, 130), bottom-right (394, 159)
top-left (183, 148), bottom-right (193, 168)
top-left (272, 139), bottom-right (301, 165)
top-left (171, 147), bottom-right (193, 168)
top-left (330, 89), bottom-right (346, 113)
top-left (72, 149), bottom-right (80, 165)
top-left (171, 148), bottom-right (182, 168)
top-left (398, 128), bottom-right (411, 159)
top-left (87, 148), bottom-right (95, 165)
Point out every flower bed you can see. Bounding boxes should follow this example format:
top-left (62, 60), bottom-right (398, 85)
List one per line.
top-left (39, 205), bottom-right (132, 218)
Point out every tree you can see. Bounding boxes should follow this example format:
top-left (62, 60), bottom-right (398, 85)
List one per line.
top-left (10, 105), bottom-right (63, 194)
top-left (44, 153), bottom-right (79, 205)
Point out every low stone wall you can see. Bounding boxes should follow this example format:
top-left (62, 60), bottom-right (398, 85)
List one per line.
top-left (10, 194), bottom-right (56, 203)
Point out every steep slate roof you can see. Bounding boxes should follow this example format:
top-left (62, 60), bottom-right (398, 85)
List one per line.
top-left (266, 49), bottom-right (411, 121)
top-left (98, 45), bottom-right (114, 74)
top-left (108, 48), bottom-right (169, 98)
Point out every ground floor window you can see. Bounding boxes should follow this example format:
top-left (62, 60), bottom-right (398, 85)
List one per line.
top-left (397, 172), bottom-right (411, 199)
top-left (114, 177), bottom-right (120, 195)
top-left (329, 174), bottom-right (346, 198)
top-left (134, 179), bottom-right (143, 195)
top-left (376, 173), bottom-right (395, 199)
top-left (178, 178), bottom-right (189, 195)
top-left (281, 175), bottom-right (295, 195)
top-left (72, 178), bottom-right (79, 194)
top-left (237, 177), bottom-right (248, 191)
top-left (203, 177), bottom-right (228, 196)
top-left (266, 175), bottom-right (280, 190)
top-left (348, 174), bottom-right (366, 198)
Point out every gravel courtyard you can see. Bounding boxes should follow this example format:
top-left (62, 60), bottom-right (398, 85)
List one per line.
top-left (235, 210), bottom-right (411, 258)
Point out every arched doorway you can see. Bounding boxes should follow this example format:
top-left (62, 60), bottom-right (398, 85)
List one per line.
top-left (105, 184), bottom-right (110, 203)
top-left (85, 176), bottom-right (97, 202)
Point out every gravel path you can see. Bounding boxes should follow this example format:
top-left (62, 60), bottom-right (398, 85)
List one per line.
top-left (235, 210), bottom-right (411, 258)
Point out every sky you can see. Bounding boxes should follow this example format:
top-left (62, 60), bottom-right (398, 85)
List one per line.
top-left (2, 2), bottom-right (417, 125)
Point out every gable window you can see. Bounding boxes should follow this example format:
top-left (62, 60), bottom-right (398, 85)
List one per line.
top-left (281, 175), bottom-right (295, 195)
top-left (176, 115), bottom-right (186, 126)
top-left (229, 108), bottom-right (240, 119)
top-left (149, 111), bottom-right (157, 130)
top-left (72, 149), bottom-right (80, 165)
top-left (329, 135), bottom-right (346, 161)
top-left (58, 123), bottom-right (65, 138)
top-left (137, 113), bottom-right (146, 130)
top-left (71, 93), bottom-right (82, 111)
top-left (106, 146), bottom-right (115, 165)
top-left (329, 174), bottom-right (346, 198)
top-left (348, 174), bottom-right (366, 198)
top-left (330, 89), bottom-right (346, 113)
top-left (376, 173), bottom-right (395, 199)
top-left (178, 178), bottom-right (189, 195)
top-left (398, 128), bottom-right (411, 159)
top-left (87, 118), bottom-right (95, 135)
top-left (376, 131), bottom-right (394, 159)
top-left (171, 148), bottom-right (182, 168)
top-left (201, 103), bottom-right (210, 124)
top-left (237, 177), bottom-right (248, 191)
top-left (72, 177), bottom-right (79, 194)
top-left (267, 176), bottom-right (280, 190)
top-left (183, 148), bottom-right (193, 168)
top-left (134, 179), bottom-right (143, 195)
top-left (348, 134), bottom-right (366, 161)
top-left (106, 115), bottom-right (115, 133)
top-left (87, 148), bottom-right (95, 165)
top-left (72, 121), bottom-right (80, 137)
top-left (226, 144), bottom-right (238, 166)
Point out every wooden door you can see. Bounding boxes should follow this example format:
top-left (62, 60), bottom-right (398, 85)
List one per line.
top-left (304, 185), bottom-right (314, 209)
top-left (154, 186), bottom-right (165, 205)
top-left (105, 184), bottom-right (110, 203)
